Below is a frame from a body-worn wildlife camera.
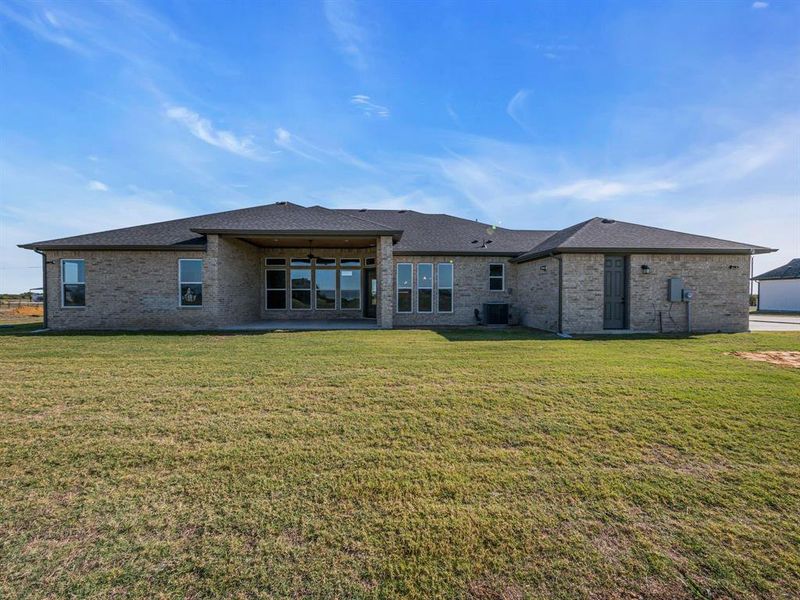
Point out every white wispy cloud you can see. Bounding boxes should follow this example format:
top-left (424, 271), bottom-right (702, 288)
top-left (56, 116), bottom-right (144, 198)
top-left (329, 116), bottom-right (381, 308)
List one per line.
top-left (87, 180), bottom-right (109, 192)
top-left (752, 2), bottom-right (769, 9)
top-left (350, 95), bottom-right (389, 118)
top-left (506, 89), bottom-right (534, 133)
top-left (274, 127), bottom-right (374, 169)
top-left (0, 1), bottom-right (87, 54)
top-left (533, 179), bottom-right (677, 202)
top-left (324, 0), bottom-right (368, 70)
top-left (165, 106), bottom-right (263, 160)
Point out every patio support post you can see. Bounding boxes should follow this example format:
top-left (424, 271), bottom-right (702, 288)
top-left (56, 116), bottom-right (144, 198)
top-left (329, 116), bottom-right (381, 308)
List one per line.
top-left (377, 235), bottom-right (394, 329)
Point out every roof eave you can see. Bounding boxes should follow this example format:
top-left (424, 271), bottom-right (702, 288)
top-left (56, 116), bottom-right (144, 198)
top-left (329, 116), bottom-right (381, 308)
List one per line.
top-left (189, 228), bottom-right (403, 242)
top-left (511, 246), bottom-right (776, 264)
top-left (18, 243), bottom-right (207, 251)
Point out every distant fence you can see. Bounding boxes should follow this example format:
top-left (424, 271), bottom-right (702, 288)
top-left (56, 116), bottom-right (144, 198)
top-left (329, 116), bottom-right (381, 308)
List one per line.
top-left (0, 299), bottom-right (43, 309)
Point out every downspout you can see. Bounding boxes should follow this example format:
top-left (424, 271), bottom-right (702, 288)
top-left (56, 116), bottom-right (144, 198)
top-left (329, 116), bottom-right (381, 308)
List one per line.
top-left (34, 249), bottom-right (48, 329)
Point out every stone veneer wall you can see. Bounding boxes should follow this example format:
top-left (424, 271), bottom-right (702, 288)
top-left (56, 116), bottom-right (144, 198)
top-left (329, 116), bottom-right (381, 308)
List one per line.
top-left (628, 253), bottom-right (750, 333)
top-left (515, 256), bottom-right (560, 332)
top-left (44, 247), bottom-right (212, 330)
top-left (377, 236), bottom-right (393, 328)
top-left (392, 255), bottom-right (516, 327)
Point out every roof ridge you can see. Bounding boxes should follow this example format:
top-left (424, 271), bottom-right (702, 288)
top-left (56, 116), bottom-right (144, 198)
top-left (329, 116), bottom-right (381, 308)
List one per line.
top-left (318, 206), bottom-right (396, 230)
top-left (593, 217), bottom-right (771, 249)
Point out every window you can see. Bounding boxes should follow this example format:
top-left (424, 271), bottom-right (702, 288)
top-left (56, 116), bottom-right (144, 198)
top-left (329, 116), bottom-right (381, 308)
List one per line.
top-left (61, 259), bottom-right (85, 307)
top-left (315, 257), bottom-right (336, 267)
top-left (417, 263), bottom-right (433, 313)
top-left (437, 263), bottom-right (453, 313)
top-left (340, 268), bottom-right (361, 309)
top-left (291, 268), bottom-right (312, 309)
top-left (265, 258), bottom-right (286, 266)
top-left (265, 265), bottom-right (287, 310)
top-left (489, 263), bottom-right (505, 291)
top-left (291, 258), bottom-right (312, 266)
top-left (397, 263), bottom-right (412, 313)
top-left (179, 259), bottom-right (203, 307)
top-left (315, 268), bottom-right (336, 310)
top-left (365, 257), bottom-right (376, 266)
top-left (341, 258), bottom-right (361, 267)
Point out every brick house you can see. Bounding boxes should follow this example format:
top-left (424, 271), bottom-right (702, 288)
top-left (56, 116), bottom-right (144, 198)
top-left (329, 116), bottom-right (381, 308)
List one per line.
top-left (20, 202), bottom-right (774, 333)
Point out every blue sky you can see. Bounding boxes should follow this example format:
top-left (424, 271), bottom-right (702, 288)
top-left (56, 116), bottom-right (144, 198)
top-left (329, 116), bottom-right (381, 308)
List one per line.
top-left (1, 0), bottom-right (798, 292)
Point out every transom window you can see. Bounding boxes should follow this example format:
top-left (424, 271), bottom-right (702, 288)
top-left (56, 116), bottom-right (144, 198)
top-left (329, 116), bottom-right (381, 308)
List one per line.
top-left (437, 263), bottom-right (453, 313)
top-left (179, 259), bottom-right (203, 307)
top-left (489, 263), bottom-right (505, 291)
top-left (417, 263), bottom-right (433, 313)
top-left (397, 263), bottom-right (412, 313)
top-left (61, 259), bottom-right (85, 307)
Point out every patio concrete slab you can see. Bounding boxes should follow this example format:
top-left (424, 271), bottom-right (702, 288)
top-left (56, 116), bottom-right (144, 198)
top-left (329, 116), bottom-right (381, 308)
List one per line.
top-left (221, 320), bottom-right (379, 331)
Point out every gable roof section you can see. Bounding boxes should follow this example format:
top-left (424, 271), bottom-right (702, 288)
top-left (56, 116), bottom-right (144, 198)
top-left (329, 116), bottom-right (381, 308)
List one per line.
top-left (20, 204), bottom-right (774, 257)
top-left (19, 202), bottom-right (400, 250)
top-left (337, 209), bottom-right (554, 254)
top-left (753, 258), bottom-right (800, 280)
top-left (512, 217), bottom-right (774, 262)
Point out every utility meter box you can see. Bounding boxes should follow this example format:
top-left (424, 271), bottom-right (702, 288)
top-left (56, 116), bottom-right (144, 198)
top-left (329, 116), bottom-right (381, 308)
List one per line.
top-left (668, 277), bottom-right (684, 302)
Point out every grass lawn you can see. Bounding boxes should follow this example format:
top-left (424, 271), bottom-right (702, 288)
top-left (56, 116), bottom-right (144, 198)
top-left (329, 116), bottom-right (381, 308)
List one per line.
top-left (1, 325), bottom-right (798, 599)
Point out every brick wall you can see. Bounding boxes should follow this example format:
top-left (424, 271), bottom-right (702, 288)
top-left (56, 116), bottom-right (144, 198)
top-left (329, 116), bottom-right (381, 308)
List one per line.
top-left (560, 254), bottom-right (605, 333)
top-left (628, 253), bottom-right (750, 333)
top-left (377, 236), bottom-right (393, 328)
top-left (392, 255), bottom-right (516, 326)
top-left (217, 237), bottom-right (262, 325)
top-left (515, 256), bottom-right (560, 332)
top-left (44, 248), bottom-right (212, 330)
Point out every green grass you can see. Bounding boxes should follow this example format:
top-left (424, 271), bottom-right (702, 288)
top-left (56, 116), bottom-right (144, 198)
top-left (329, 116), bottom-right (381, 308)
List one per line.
top-left (1, 326), bottom-right (798, 599)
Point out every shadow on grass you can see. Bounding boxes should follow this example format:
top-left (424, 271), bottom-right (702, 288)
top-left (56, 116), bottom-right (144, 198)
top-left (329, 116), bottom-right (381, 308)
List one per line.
top-left (0, 322), bottom-right (726, 342)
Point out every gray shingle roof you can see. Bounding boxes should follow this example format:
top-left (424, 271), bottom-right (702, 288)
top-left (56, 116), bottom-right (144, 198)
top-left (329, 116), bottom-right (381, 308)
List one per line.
top-left (512, 217), bottom-right (773, 262)
top-left (753, 258), bottom-right (800, 280)
top-left (337, 209), bottom-right (553, 254)
top-left (20, 203), bottom-right (774, 257)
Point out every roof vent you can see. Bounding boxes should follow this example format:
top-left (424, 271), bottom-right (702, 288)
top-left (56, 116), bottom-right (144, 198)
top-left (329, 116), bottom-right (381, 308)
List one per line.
top-left (398, 210), bottom-right (407, 213)
top-left (358, 208), bottom-right (367, 212)
top-left (601, 218), bottom-right (615, 224)
top-left (276, 201), bottom-right (288, 206)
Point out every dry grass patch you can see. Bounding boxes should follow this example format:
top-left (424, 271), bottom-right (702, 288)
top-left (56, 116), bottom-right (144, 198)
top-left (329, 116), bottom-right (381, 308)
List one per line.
top-left (732, 351), bottom-right (800, 368)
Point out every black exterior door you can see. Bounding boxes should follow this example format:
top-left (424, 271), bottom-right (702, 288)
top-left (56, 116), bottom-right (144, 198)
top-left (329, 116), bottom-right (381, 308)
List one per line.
top-left (363, 269), bottom-right (377, 318)
top-left (603, 256), bottom-right (627, 329)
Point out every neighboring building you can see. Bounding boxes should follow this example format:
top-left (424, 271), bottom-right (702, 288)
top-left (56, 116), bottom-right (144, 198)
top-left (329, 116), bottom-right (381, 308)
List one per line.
top-left (20, 202), bottom-right (774, 333)
top-left (29, 287), bottom-right (44, 303)
top-left (753, 258), bottom-right (800, 312)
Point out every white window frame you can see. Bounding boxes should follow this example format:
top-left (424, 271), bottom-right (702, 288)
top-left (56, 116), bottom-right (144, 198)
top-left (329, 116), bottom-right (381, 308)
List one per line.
top-left (265, 259), bottom-right (287, 310)
top-left (416, 263), bottom-right (433, 313)
top-left (489, 263), bottom-right (505, 292)
top-left (178, 258), bottom-right (204, 308)
top-left (437, 262), bottom-right (454, 313)
top-left (60, 258), bottom-right (86, 308)
top-left (396, 263), bottom-right (413, 314)
top-left (314, 267), bottom-right (337, 310)
top-left (289, 266), bottom-right (313, 311)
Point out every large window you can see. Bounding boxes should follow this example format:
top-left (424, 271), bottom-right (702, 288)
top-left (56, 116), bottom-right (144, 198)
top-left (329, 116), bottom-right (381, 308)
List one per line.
top-left (179, 259), bottom-right (203, 307)
top-left (397, 263), bottom-right (412, 313)
top-left (417, 263), bottom-right (433, 313)
top-left (489, 263), bottom-right (505, 291)
top-left (437, 263), bottom-right (453, 313)
top-left (315, 267), bottom-right (336, 310)
top-left (291, 267), bottom-right (312, 309)
top-left (265, 260), bottom-right (287, 310)
top-left (340, 268), bottom-right (361, 309)
top-left (61, 259), bottom-right (85, 307)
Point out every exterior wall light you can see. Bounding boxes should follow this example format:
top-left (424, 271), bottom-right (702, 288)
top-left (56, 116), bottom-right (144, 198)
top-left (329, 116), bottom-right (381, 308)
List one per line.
top-left (641, 265), bottom-right (651, 274)
top-left (540, 265), bottom-right (547, 272)
top-left (728, 265), bottom-right (740, 269)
